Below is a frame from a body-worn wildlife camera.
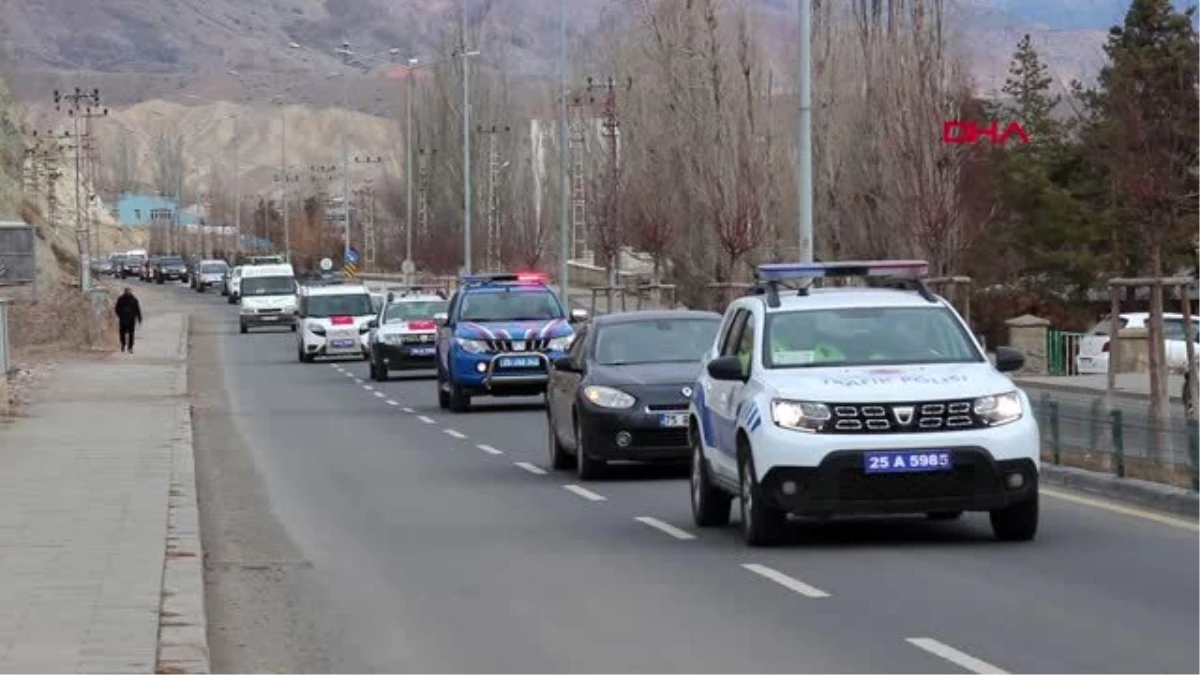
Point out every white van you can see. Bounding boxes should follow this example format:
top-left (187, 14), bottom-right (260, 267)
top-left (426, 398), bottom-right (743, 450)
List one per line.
top-left (239, 263), bottom-right (298, 333)
top-left (296, 283), bottom-right (376, 362)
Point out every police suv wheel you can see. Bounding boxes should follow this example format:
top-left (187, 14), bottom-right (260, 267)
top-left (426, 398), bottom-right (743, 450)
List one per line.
top-left (691, 431), bottom-right (731, 527)
top-left (548, 411), bottom-right (573, 470)
top-left (990, 493), bottom-right (1038, 542)
top-left (449, 376), bottom-right (470, 413)
top-left (739, 453), bottom-right (784, 546)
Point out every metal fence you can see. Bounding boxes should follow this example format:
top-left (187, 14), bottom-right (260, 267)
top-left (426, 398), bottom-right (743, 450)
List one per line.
top-left (1047, 329), bottom-right (1084, 376)
top-left (1024, 385), bottom-right (1198, 491)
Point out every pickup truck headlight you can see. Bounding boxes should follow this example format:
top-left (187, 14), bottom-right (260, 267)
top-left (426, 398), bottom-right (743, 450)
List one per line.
top-left (583, 385), bottom-right (636, 409)
top-left (455, 337), bottom-right (488, 354)
top-left (973, 391), bottom-right (1023, 426)
top-left (771, 399), bottom-right (832, 433)
top-left (547, 335), bottom-right (574, 351)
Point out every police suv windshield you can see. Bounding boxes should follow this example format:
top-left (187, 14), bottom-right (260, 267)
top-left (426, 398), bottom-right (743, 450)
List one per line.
top-left (458, 290), bottom-right (563, 322)
top-left (242, 277), bottom-right (296, 296)
top-left (764, 306), bottom-right (983, 368)
top-left (307, 294), bottom-right (373, 318)
top-left (384, 301), bottom-right (448, 323)
top-left (595, 318), bottom-right (720, 365)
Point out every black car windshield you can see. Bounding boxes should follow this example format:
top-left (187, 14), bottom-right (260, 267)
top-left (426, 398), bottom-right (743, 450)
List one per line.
top-left (160, 257), bottom-right (183, 265)
top-left (241, 276), bottom-right (296, 296)
top-left (201, 263), bottom-right (227, 274)
top-left (307, 293), bottom-right (373, 317)
top-left (384, 301), bottom-right (448, 323)
top-left (764, 306), bottom-right (983, 368)
top-left (458, 290), bottom-right (564, 322)
top-left (594, 318), bottom-right (721, 365)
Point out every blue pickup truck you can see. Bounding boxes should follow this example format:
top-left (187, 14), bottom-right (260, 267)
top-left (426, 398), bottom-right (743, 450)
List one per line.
top-left (436, 273), bottom-right (588, 412)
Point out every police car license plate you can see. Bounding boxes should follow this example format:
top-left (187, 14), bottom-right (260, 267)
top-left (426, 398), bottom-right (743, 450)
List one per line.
top-left (499, 355), bottom-right (540, 368)
top-left (409, 346), bottom-right (435, 356)
top-left (331, 339), bottom-right (356, 349)
top-left (863, 450), bottom-right (952, 474)
top-left (261, 315), bottom-right (279, 321)
top-left (659, 413), bottom-right (688, 428)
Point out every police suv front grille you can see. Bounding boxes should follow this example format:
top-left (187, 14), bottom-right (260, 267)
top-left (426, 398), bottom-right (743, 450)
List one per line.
top-left (485, 338), bottom-right (550, 353)
top-left (838, 466), bottom-right (978, 501)
top-left (401, 333), bottom-right (436, 344)
top-left (826, 399), bottom-right (984, 434)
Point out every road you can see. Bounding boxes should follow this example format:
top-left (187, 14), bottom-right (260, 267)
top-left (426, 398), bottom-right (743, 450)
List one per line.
top-left (155, 281), bottom-right (1198, 673)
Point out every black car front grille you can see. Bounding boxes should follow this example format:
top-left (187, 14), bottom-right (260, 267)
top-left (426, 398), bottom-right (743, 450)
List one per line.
top-left (630, 428), bottom-right (689, 448)
top-left (826, 399), bottom-right (984, 434)
top-left (646, 403), bottom-right (689, 413)
top-left (837, 465), bottom-right (978, 501)
top-left (485, 338), bottom-right (550, 353)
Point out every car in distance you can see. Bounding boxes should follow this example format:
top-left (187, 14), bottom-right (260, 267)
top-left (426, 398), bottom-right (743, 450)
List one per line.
top-left (547, 310), bottom-right (722, 480)
top-left (154, 255), bottom-right (187, 283)
top-left (367, 288), bottom-right (449, 381)
top-left (239, 264), bottom-right (298, 333)
top-left (689, 260), bottom-right (1040, 546)
top-left (296, 282), bottom-right (376, 362)
top-left (193, 259), bottom-right (228, 292)
top-left (226, 266), bottom-right (244, 303)
top-left (435, 272), bottom-right (587, 412)
top-left (1075, 312), bottom-right (1199, 375)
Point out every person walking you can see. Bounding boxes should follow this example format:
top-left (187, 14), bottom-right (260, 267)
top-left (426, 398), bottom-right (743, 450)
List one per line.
top-left (114, 287), bottom-right (143, 353)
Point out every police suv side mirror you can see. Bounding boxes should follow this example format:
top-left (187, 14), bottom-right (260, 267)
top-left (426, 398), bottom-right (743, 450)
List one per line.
top-left (707, 355), bottom-right (748, 382)
top-left (993, 346), bottom-right (1025, 373)
top-left (552, 356), bottom-right (577, 373)
top-left (434, 312), bottom-right (450, 326)
top-left (570, 308), bottom-right (589, 323)
top-left (367, 318), bottom-right (379, 329)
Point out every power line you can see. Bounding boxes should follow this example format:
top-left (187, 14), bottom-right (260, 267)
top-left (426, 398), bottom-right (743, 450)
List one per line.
top-left (53, 87), bottom-right (108, 291)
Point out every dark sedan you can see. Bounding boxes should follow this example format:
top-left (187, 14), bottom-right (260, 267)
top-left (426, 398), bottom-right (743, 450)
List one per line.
top-left (546, 310), bottom-right (722, 480)
top-left (154, 256), bottom-right (187, 283)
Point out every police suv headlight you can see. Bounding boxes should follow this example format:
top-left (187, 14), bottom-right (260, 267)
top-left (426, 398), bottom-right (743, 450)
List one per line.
top-left (456, 337), bottom-right (488, 354)
top-left (583, 386), bottom-right (636, 409)
top-left (771, 399), bottom-right (832, 433)
top-left (547, 335), bottom-right (574, 351)
top-left (381, 334), bottom-right (404, 345)
top-left (973, 391), bottom-right (1023, 426)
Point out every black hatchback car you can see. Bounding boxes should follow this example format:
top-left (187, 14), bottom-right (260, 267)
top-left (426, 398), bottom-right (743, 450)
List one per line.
top-left (546, 309), bottom-right (723, 480)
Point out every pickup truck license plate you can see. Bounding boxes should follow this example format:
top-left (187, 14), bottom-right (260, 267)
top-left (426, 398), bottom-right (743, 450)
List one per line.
top-left (331, 339), bottom-right (356, 349)
top-left (659, 413), bottom-right (688, 428)
top-left (498, 355), bottom-right (540, 368)
top-left (863, 450), bottom-right (952, 474)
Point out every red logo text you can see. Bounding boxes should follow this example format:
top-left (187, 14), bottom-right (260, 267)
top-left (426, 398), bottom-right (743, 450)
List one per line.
top-left (942, 120), bottom-right (1031, 145)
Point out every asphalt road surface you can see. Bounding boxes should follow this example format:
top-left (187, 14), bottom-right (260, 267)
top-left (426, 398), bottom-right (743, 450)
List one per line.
top-left (159, 281), bottom-right (1198, 674)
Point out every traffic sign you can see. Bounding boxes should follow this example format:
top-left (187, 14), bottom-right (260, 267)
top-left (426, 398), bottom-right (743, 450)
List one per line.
top-left (319, 257), bottom-right (333, 271)
top-left (344, 262), bottom-right (358, 278)
top-left (346, 248), bottom-right (360, 264)
top-left (401, 259), bottom-right (416, 275)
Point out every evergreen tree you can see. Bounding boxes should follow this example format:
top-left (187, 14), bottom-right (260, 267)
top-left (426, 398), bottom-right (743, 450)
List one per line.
top-left (1000, 34), bottom-right (1063, 148)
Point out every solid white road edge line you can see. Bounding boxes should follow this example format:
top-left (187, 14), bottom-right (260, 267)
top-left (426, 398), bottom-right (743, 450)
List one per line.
top-left (514, 462), bottom-right (547, 475)
top-left (1040, 487), bottom-right (1198, 531)
top-left (634, 516), bottom-right (696, 540)
top-left (418, 415), bottom-right (435, 424)
top-left (906, 638), bottom-right (1007, 674)
top-left (477, 444), bottom-right (503, 455)
top-left (563, 484), bottom-right (607, 501)
top-left (444, 429), bottom-right (467, 439)
top-left (740, 563), bottom-right (830, 598)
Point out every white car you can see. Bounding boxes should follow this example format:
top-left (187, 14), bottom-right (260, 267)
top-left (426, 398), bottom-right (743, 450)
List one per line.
top-left (194, 259), bottom-right (228, 292)
top-left (225, 266), bottom-right (244, 303)
top-left (239, 264), bottom-right (297, 333)
top-left (297, 282), bottom-right (376, 362)
top-left (367, 289), bottom-right (450, 381)
top-left (688, 260), bottom-right (1040, 546)
top-left (1076, 312), bottom-right (1199, 375)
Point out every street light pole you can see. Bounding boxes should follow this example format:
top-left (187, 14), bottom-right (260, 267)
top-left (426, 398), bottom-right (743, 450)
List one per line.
top-left (232, 115), bottom-right (241, 258)
top-left (461, 0), bottom-right (473, 276)
top-left (558, 0), bottom-right (570, 300)
top-left (797, 0), bottom-right (814, 263)
top-left (406, 57), bottom-right (417, 281)
top-left (341, 41), bottom-right (352, 265)
top-left (280, 102), bottom-right (290, 260)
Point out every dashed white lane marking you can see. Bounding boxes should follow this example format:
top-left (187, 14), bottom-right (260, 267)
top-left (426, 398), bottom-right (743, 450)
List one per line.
top-left (634, 516), bottom-right (696, 540)
top-left (1040, 487), bottom-right (1198, 531)
top-left (444, 429), bottom-right (467, 439)
top-left (354, 378), bottom-right (364, 384)
top-left (417, 415), bottom-right (435, 424)
top-left (363, 385), bottom-right (374, 391)
top-left (514, 462), bottom-right (547, 476)
top-left (330, 364), bottom-right (340, 368)
top-left (477, 444), bottom-right (503, 455)
top-left (386, 400), bottom-right (399, 406)
top-left (563, 484), bottom-right (607, 501)
top-left (906, 638), bottom-right (1007, 674)
top-left (740, 563), bottom-right (830, 598)
top-left (373, 391), bottom-right (385, 398)
top-left (402, 407), bottom-right (415, 413)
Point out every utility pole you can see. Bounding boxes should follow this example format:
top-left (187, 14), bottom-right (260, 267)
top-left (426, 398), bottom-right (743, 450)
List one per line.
top-left (567, 91), bottom-right (589, 263)
top-left (354, 156), bottom-right (383, 268)
top-left (53, 87), bottom-right (107, 292)
top-left (459, 0), bottom-right (479, 276)
top-left (405, 57), bottom-right (418, 282)
top-left (558, 0), bottom-right (571, 300)
top-left (797, 0), bottom-right (814, 263)
top-left (278, 99), bottom-right (291, 261)
top-left (476, 124), bottom-right (510, 272)
top-left (231, 115), bottom-right (242, 259)
top-left (273, 167), bottom-right (300, 258)
top-left (80, 107), bottom-right (107, 263)
top-left (417, 148), bottom-right (434, 242)
top-left (587, 76), bottom-right (625, 286)
top-left (338, 40), bottom-right (352, 265)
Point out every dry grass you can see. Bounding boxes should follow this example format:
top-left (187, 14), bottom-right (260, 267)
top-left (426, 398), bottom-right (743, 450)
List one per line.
top-left (8, 282), bottom-right (116, 352)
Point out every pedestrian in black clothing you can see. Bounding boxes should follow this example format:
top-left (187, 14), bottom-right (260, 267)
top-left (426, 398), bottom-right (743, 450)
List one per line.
top-left (114, 287), bottom-right (143, 353)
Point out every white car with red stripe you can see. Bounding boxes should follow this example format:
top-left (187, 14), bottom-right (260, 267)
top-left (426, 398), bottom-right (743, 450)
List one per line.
top-left (296, 283), bottom-right (376, 363)
top-left (367, 292), bottom-right (450, 381)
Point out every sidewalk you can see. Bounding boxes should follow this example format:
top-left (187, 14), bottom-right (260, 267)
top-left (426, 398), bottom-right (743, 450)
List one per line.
top-left (0, 311), bottom-right (208, 673)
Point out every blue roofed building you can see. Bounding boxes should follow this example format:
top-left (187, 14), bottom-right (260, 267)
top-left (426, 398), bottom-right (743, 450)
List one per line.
top-left (116, 193), bottom-right (198, 227)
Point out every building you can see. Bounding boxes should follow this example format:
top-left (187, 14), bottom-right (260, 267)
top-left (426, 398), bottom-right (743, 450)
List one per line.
top-left (116, 193), bottom-right (197, 227)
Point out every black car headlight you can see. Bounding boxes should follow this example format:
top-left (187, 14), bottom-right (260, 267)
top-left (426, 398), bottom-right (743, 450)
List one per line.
top-left (583, 385), bottom-right (636, 409)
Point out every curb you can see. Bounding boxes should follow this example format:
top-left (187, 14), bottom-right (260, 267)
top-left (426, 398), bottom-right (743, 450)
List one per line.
top-left (156, 313), bottom-right (211, 673)
top-left (1041, 464), bottom-right (1199, 519)
top-left (1015, 378), bottom-right (1185, 405)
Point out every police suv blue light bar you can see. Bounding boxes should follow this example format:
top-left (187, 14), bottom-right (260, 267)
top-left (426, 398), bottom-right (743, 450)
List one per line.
top-left (461, 272), bottom-right (549, 285)
top-left (754, 260), bottom-right (930, 282)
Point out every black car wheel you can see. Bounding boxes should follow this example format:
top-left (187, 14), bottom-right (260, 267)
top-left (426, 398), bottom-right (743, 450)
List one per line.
top-left (573, 417), bottom-right (604, 480)
top-left (990, 493), bottom-right (1038, 542)
top-left (739, 451), bottom-right (785, 547)
top-left (547, 409), bottom-right (574, 470)
top-left (227, 294), bottom-right (236, 304)
top-left (691, 429), bottom-right (731, 527)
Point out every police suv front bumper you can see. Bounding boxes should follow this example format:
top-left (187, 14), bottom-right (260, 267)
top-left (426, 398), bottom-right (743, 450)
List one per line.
top-left (374, 341), bottom-right (437, 370)
top-left (452, 351), bottom-right (557, 396)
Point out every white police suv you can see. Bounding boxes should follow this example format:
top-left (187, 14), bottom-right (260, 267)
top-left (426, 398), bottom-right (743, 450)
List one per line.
top-left (688, 260), bottom-right (1040, 546)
